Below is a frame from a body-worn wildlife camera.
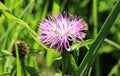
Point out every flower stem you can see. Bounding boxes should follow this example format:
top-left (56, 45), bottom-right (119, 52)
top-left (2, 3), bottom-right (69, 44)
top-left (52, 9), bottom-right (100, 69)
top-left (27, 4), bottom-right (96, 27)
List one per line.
top-left (62, 51), bottom-right (67, 76)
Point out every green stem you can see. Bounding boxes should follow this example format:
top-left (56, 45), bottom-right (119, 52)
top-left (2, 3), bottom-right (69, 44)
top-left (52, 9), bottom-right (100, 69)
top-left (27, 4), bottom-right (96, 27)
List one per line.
top-left (21, 60), bottom-right (27, 76)
top-left (93, 0), bottom-right (98, 38)
top-left (40, 0), bottom-right (49, 21)
top-left (61, 0), bottom-right (67, 12)
top-left (95, 55), bottom-right (101, 76)
top-left (93, 0), bottom-right (101, 76)
top-left (105, 38), bottom-right (120, 49)
top-left (15, 43), bottom-right (22, 76)
top-left (62, 51), bottom-right (68, 76)
top-left (52, 0), bottom-right (60, 15)
top-left (88, 67), bottom-right (92, 76)
top-left (62, 53), bottom-right (66, 76)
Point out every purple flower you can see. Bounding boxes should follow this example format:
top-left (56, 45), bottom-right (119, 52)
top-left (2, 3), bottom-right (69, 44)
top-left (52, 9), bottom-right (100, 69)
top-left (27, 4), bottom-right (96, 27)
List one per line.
top-left (38, 13), bottom-right (88, 52)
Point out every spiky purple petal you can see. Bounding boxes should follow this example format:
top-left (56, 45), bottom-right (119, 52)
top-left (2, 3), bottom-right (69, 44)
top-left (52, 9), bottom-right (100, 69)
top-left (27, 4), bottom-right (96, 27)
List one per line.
top-left (38, 13), bottom-right (88, 52)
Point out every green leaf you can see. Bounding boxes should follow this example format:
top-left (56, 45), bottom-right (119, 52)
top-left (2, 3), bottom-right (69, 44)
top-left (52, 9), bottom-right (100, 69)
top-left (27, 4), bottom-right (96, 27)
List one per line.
top-left (40, 0), bottom-right (49, 21)
top-left (0, 72), bottom-right (10, 76)
top-left (46, 49), bottom-right (61, 66)
top-left (108, 60), bottom-right (120, 76)
top-left (25, 66), bottom-right (39, 76)
top-left (105, 38), bottom-right (120, 49)
top-left (71, 39), bottom-right (94, 51)
top-left (67, 53), bottom-right (78, 76)
top-left (93, 0), bottom-right (98, 37)
top-left (1, 10), bottom-right (36, 36)
top-left (15, 43), bottom-right (22, 76)
top-left (62, 51), bottom-right (78, 76)
top-left (52, 0), bottom-right (60, 15)
top-left (0, 2), bottom-right (8, 10)
top-left (51, 57), bottom-right (62, 70)
top-left (0, 49), bottom-right (12, 56)
top-left (10, 64), bottom-right (17, 76)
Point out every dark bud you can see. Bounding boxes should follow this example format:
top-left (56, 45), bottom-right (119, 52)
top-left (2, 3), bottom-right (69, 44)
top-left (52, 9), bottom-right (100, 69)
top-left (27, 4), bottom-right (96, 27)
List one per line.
top-left (11, 40), bottom-right (29, 58)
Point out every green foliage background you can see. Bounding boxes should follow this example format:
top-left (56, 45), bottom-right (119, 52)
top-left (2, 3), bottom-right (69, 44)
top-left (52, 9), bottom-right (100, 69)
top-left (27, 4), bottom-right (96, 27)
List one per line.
top-left (0, 0), bottom-right (120, 76)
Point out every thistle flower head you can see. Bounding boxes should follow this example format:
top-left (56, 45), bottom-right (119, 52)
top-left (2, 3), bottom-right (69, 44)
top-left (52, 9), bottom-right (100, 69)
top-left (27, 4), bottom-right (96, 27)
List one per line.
top-left (11, 40), bottom-right (29, 58)
top-left (38, 13), bottom-right (88, 52)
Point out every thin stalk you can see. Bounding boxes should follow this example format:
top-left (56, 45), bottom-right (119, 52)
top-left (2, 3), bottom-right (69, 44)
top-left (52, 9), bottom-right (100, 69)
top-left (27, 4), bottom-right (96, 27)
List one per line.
top-left (105, 38), bottom-right (120, 49)
top-left (95, 55), bottom-right (100, 76)
top-left (93, 0), bottom-right (101, 76)
top-left (15, 43), bottom-right (22, 76)
top-left (88, 67), bottom-right (92, 76)
top-left (52, 0), bottom-right (60, 15)
top-left (40, 0), bottom-right (49, 21)
top-left (62, 52), bottom-right (67, 76)
top-left (61, 0), bottom-right (67, 12)
top-left (93, 0), bottom-right (98, 38)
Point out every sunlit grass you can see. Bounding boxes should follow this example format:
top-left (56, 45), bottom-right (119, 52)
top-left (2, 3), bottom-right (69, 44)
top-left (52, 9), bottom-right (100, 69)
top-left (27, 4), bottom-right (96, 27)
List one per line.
top-left (0, 0), bottom-right (120, 76)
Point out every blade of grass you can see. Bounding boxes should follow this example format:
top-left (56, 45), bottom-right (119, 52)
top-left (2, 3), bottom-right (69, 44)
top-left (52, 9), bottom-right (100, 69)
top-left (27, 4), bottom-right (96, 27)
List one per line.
top-left (52, 0), bottom-right (60, 15)
top-left (0, 72), bottom-right (10, 76)
top-left (67, 53), bottom-right (78, 76)
top-left (78, 0), bottom-right (120, 75)
top-left (93, 0), bottom-right (98, 37)
top-left (107, 60), bottom-right (120, 76)
top-left (88, 67), bottom-right (92, 76)
top-left (60, 0), bottom-right (67, 12)
top-left (15, 42), bottom-right (22, 76)
top-left (25, 66), bottom-right (39, 76)
top-left (0, 2), bottom-right (8, 10)
top-left (0, 49), bottom-right (12, 56)
top-left (40, 0), bottom-right (49, 21)
top-left (93, 0), bottom-right (101, 76)
top-left (28, 31), bottom-right (49, 50)
top-left (71, 39), bottom-right (94, 51)
top-left (1, 10), bottom-right (36, 36)
top-left (0, 2), bottom-right (49, 50)
top-left (105, 38), bottom-right (120, 49)
top-left (0, 0), bottom-right (34, 45)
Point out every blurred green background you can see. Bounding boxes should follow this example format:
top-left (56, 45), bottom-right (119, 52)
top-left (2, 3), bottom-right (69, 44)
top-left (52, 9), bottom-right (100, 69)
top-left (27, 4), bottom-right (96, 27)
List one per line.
top-left (0, 0), bottom-right (120, 76)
